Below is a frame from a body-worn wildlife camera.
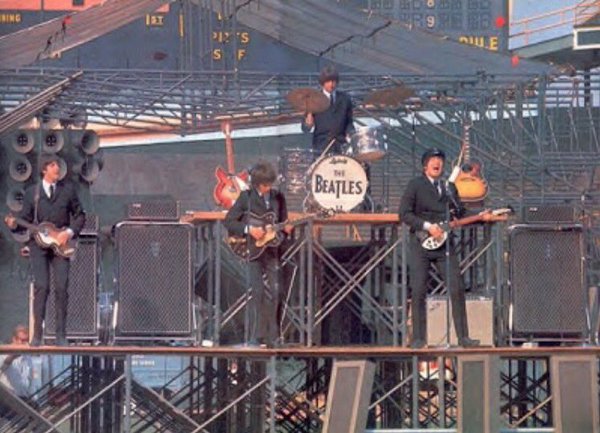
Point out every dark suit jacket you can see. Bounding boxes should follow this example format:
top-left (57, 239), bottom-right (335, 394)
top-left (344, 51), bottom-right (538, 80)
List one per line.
top-left (17, 180), bottom-right (86, 237)
top-left (301, 90), bottom-right (355, 154)
top-left (399, 175), bottom-right (466, 233)
top-left (224, 188), bottom-right (288, 237)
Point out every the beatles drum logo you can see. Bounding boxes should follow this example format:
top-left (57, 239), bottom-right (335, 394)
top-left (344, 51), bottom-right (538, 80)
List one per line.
top-left (310, 156), bottom-right (368, 212)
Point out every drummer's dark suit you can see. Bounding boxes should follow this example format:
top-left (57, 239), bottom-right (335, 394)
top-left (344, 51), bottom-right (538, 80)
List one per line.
top-left (399, 175), bottom-right (471, 346)
top-left (301, 90), bottom-right (355, 155)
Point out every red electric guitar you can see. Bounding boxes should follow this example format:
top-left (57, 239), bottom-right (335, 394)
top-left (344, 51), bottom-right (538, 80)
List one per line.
top-left (213, 121), bottom-right (249, 209)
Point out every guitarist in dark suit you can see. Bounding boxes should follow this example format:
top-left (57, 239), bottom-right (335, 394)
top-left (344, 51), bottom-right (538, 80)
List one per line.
top-left (399, 148), bottom-right (490, 348)
top-left (301, 64), bottom-right (355, 155)
top-left (224, 161), bottom-right (292, 347)
top-left (5, 154), bottom-right (86, 346)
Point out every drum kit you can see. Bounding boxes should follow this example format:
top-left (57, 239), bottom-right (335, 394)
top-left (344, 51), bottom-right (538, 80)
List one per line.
top-left (283, 85), bottom-right (413, 213)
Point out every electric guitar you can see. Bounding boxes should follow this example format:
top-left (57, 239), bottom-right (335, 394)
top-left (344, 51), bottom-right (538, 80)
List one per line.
top-left (6, 215), bottom-right (76, 258)
top-left (416, 207), bottom-right (512, 250)
top-left (213, 121), bottom-right (250, 209)
top-left (454, 122), bottom-right (488, 202)
top-left (227, 211), bottom-right (324, 261)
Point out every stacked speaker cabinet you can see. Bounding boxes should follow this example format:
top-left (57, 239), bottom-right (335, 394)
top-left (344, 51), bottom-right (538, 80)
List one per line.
top-left (44, 215), bottom-right (100, 342)
top-left (115, 221), bottom-right (195, 341)
top-left (508, 224), bottom-right (587, 340)
top-left (523, 205), bottom-right (577, 224)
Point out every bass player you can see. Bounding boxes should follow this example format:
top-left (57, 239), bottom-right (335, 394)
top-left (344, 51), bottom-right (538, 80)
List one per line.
top-left (5, 154), bottom-right (86, 346)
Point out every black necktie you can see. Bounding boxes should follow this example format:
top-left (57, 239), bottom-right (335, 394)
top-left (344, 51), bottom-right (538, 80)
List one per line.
top-left (49, 184), bottom-right (55, 199)
top-left (433, 180), bottom-right (441, 196)
top-left (330, 92), bottom-right (335, 107)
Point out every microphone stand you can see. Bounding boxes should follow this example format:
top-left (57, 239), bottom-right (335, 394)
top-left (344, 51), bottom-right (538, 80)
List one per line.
top-left (443, 180), bottom-right (462, 347)
top-left (443, 181), bottom-right (452, 348)
top-left (581, 190), bottom-right (594, 346)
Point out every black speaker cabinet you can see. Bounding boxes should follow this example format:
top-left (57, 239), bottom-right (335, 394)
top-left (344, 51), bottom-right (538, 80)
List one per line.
top-left (127, 200), bottom-right (180, 221)
top-left (551, 355), bottom-right (599, 433)
top-left (508, 224), bottom-right (587, 338)
top-left (322, 360), bottom-right (375, 433)
top-left (115, 222), bottom-right (194, 340)
top-left (44, 238), bottom-right (99, 340)
top-left (524, 205), bottom-right (577, 223)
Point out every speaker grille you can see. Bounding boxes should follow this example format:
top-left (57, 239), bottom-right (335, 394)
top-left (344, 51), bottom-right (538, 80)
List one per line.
top-left (509, 224), bottom-right (586, 335)
top-left (524, 206), bottom-right (577, 223)
top-left (45, 239), bottom-right (98, 339)
top-left (127, 200), bottom-right (180, 221)
top-left (116, 222), bottom-right (194, 338)
top-left (80, 213), bottom-right (99, 236)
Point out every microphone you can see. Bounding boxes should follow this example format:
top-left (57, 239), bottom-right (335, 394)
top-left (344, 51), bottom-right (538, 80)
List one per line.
top-left (445, 179), bottom-right (461, 212)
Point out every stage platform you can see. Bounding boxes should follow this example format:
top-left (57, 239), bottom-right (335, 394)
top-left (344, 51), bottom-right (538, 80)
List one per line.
top-left (0, 344), bottom-right (598, 433)
top-left (1, 343), bottom-right (599, 357)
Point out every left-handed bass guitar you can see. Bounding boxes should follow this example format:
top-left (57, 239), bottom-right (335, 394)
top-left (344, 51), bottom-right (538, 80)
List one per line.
top-left (227, 211), bottom-right (321, 261)
top-left (416, 207), bottom-right (512, 250)
top-left (7, 215), bottom-right (76, 258)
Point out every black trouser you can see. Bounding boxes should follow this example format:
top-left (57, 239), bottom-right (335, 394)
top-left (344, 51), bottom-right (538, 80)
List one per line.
top-left (247, 248), bottom-right (282, 345)
top-left (407, 236), bottom-right (468, 343)
top-left (29, 244), bottom-right (69, 340)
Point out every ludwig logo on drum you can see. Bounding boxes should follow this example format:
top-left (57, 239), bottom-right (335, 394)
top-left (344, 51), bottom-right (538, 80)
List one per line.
top-left (310, 155), bottom-right (368, 212)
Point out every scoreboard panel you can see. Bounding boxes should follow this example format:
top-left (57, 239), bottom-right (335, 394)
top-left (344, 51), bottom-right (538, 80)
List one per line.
top-left (366, 0), bottom-right (509, 51)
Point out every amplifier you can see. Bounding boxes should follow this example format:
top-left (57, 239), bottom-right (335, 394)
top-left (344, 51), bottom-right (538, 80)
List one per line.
top-left (127, 200), bottom-right (180, 221)
top-left (80, 213), bottom-right (99, 236)
top-left (524, 205), bottom-right (577, 223)
top-left (427, 296), bottom-right (494, 346)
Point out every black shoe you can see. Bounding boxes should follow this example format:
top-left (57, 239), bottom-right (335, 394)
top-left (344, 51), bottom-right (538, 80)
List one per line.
top-left (30, 337), bottom-right (42, 347)
top-left (55, 337), bottom-right (68, 347)
top-left (410, 339), bottom-right (426, 349)
top-left (458, 337), bottom-right (480, 348)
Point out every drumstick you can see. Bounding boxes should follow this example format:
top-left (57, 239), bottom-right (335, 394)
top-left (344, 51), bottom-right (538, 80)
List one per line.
top-left (307, 137), bottom-right (338, 175)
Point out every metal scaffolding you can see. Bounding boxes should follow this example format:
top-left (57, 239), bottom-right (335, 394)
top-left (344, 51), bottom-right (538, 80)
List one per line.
top-left (0, 347), bottom-right (598, 433)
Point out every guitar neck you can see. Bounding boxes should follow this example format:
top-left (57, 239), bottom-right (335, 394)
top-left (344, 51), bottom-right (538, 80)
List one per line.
top-left (222, 121), bottom-right (236, 174)
top-left (448, 208), bottom-right (510, 230)
top-left (462, 122), bottom-right (471, 163)
top-left (448, 214), bottom-right (484, 230)
top-left (272, 216), bottom-right (313, 231)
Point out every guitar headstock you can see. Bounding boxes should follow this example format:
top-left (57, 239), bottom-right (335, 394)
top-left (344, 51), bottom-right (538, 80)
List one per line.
top-left (486, 206), bottom-right (514, 222)
top-left (180, 212), bottom-right (196, 224)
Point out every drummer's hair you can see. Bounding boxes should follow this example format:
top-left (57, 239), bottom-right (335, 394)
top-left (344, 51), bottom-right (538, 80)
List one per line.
top-left (250, 161), bottom-right (277, 188)
top-left (319, 64), bottom-right (339, 85)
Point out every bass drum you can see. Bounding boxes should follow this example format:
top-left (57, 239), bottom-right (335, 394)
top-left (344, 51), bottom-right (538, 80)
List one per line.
top-left (308, 155), bottom-right (368, 212)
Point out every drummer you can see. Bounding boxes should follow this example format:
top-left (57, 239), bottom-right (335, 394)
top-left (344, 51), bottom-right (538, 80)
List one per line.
top-left (301, 64), bottom-right (355, 156)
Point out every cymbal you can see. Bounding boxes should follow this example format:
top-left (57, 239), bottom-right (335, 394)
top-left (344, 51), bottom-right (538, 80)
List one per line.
top-left (364, 85), bottom-right (415, 107)
top-left (286, 88), bottom-right (330, 113)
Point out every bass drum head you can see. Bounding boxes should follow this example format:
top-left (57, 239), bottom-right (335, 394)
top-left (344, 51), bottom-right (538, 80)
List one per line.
top-left (309, 155), bottom-right (368, 212)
